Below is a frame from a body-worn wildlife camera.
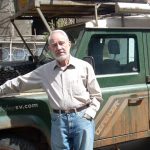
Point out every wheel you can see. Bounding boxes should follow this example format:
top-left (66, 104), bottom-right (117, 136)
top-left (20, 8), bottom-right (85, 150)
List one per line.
top-left (0, 136), bottom-right (36, 150)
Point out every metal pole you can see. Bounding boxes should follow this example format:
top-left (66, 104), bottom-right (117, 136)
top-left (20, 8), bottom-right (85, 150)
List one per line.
top-left (36, 7), bottom-right (52, 34)
top-left (9, 38), bottom-right (13, 61)
top-left (95, 3), bottom-right (101, 26)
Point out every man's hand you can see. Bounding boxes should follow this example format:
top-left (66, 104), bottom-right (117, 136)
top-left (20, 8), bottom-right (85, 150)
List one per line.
top-left (83, 113), bottom-right (92, 121)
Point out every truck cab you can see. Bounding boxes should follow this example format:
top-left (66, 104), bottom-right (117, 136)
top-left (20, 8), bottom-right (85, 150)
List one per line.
top-left (64, 15), bottom-right (150, 148)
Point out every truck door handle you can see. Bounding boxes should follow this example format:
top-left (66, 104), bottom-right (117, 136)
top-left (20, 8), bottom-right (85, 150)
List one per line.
top-left (128, 96), bottom-right (144, 105)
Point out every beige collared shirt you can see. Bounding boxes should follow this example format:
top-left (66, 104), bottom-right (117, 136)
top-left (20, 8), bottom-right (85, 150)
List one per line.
top-left (0, 56), bottom-right (103, 118)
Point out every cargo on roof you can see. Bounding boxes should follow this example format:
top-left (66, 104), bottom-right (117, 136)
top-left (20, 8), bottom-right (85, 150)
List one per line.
top-left (13, 0), bottom-right (150, 20)
top-left (85, 14), bottom-right (150, 28)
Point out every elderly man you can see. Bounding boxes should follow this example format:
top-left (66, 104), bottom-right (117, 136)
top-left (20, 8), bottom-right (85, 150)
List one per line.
top-left (0, 30), bottom-right (103, 150)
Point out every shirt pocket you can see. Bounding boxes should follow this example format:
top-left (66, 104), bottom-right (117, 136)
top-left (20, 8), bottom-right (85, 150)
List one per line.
top-left (70, 78), bottom-right (86, 96)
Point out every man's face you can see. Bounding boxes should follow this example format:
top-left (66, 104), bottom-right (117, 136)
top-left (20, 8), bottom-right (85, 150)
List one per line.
top-left (48, 32), bottom-right (71, 62)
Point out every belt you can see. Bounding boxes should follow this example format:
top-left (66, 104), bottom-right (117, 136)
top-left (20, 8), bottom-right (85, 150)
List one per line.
top-left (53, 104), bottom-right (89, 114)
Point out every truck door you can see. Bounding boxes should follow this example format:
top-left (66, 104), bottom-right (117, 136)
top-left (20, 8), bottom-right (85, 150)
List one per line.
top-left (78, 30), bottom-right (149, 147)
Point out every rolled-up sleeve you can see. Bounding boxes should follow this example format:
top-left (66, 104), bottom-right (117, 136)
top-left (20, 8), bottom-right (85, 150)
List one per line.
top-left (85, 64), bottom-right (103, 118)
top-left (0, 69), bottom-right (42, 96)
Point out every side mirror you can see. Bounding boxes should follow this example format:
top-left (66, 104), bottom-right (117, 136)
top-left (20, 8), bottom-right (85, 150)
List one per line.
top-left (82, 56), bottom-right (95, 70)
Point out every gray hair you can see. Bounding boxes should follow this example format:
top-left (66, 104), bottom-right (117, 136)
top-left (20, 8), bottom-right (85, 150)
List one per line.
top-left (48, 30), bottom-right (69, 45)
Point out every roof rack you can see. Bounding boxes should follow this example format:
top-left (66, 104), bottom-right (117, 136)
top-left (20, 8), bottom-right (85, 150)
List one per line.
top-left (13, 0), bottom-right (150, 19)
top-left (13, 1), bottom-right (114, 19)
top-left (12, 1), bottom-right (150, 27)
top-left (10, 0), bottom-right (150, 31)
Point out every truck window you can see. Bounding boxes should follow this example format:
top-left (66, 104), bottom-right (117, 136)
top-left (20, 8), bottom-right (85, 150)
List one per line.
top-left (88, 35), bottom-right (139, 75)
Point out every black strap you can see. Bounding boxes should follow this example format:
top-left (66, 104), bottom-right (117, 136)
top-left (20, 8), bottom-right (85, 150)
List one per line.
top-left (53, 104), bottom-right (89, 114)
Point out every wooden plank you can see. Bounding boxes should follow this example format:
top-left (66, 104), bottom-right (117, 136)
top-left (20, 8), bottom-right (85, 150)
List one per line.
top-left (13, 0), bottom-right (148, 20)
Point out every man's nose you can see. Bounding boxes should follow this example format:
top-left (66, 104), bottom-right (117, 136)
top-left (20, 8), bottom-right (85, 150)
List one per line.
top-left (56, 43), bottom-right (62, 49)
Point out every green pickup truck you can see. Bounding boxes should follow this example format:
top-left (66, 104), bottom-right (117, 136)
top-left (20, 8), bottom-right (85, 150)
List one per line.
top-left (0, 1), bottom-right (150, 150)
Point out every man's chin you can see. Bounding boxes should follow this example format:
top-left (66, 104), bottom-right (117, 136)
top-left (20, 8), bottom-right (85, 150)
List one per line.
top-left (55, 55), bottom-right (69, 62)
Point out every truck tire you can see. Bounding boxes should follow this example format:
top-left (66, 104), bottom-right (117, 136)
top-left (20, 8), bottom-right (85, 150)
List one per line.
top-left (0, 136), bottom-right (36, 150)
